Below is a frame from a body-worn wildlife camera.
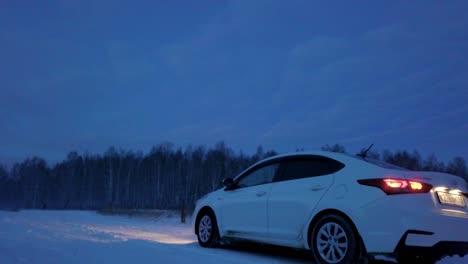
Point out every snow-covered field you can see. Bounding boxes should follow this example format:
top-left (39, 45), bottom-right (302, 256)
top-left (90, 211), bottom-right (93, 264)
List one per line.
top-left (0, 210), bottom-right (465, 264)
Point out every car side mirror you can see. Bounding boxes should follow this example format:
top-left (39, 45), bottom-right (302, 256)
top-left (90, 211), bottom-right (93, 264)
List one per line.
top-left (223, 178), bottom-right (234, 190)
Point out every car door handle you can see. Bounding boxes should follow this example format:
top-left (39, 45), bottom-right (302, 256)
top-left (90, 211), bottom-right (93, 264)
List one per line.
top-left (310, 185), bottom-right (324, 191)
top-left (256, 191), bottom-right (267, 197)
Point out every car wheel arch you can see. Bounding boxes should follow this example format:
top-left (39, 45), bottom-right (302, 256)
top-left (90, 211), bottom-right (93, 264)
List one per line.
top-left (306, 208), bottom-right (367, 254)
top-left (195, 206), bottom-right (217, 235)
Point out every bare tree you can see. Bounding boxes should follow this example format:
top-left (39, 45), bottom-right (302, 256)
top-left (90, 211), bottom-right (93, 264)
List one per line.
top-left (447, 157), bottom-right (467, 181)
top-left (321, 144), bottom-right (346, 153)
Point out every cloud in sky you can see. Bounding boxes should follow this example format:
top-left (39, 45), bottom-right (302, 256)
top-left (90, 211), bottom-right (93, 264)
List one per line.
top-left (0, 0), bottom-right (467, 164)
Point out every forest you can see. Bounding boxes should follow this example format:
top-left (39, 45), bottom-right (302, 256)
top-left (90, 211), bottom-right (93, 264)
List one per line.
top-left (0, 142), bottom-right (466, 210)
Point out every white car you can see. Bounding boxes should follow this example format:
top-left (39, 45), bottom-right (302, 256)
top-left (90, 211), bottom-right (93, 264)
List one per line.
top-left (193, 151), bottom-right (468, 263)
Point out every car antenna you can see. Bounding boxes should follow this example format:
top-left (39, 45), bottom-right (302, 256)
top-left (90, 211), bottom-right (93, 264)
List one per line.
top-left (357, 143), bottom-right (374, 159)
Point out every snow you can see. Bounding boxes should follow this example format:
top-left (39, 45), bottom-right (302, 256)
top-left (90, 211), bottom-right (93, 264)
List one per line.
top-left (0, 210), bottom-right (466, 264)
top-left (438, 256), bottom-right (468, 264)
top-left (0, 210), bottom-right (310, 264)
top-left (373, 255), bottom-right (398, 263)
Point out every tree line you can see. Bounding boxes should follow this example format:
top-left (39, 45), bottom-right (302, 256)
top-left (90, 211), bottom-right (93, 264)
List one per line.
top-left (321, 144), bottom-right (467, 177)
top-left (0, 142), bottom-right (466, 210)
top-left (0, 142), bottom-right (276, 210)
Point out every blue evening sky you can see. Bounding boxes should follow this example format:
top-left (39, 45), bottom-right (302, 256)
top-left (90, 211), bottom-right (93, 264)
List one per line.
top-left (1, 0), bottom-right (467, 164)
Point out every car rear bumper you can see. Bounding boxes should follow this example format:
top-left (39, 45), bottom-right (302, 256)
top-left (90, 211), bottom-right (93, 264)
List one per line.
top-left (402, 210), bottom-right (468, 247)
top-left (395, 230), bottom-right (468, 260)
top-left (352, 195), bottom-right (468, 254)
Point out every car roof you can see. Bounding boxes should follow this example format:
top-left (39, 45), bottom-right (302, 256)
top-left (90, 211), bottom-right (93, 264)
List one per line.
top-left (257, 150), bottom-right (348, 163)
top-left (232, 151), bottom-right (353, 181)
top-left (249, 150), bottom-right (407, 172)
top-left (242, 151), bottom-right (350, 172)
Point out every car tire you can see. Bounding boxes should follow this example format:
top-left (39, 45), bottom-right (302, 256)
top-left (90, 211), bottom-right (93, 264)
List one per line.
top-left (310, 214), bottom-right (365, 264)
top-left (196, 210), bottom-right (219, 248)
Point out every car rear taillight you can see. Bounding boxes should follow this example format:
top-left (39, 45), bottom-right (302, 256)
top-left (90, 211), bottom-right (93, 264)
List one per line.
top-left (357, 178), bottom-right (432, 195)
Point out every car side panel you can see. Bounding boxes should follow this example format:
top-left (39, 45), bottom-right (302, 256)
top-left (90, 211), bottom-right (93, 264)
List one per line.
top-left (301, 163), bottom-right (389, 250)
top-left (268, 175), bottom-right (334, 246)
top-left (219, 183), bottom-right (273, 239)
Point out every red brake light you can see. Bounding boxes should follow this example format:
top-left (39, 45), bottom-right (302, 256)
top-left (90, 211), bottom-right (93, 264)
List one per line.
top-left (358, 178), bottom-right (432, 195)
top-left (409, 181), bottom-right (423, 190)
top-left (384, 179), bottom-right (407, 189)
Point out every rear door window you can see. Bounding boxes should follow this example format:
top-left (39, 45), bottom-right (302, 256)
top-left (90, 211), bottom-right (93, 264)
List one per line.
top-left (276, 156), bottom-right (344, 182)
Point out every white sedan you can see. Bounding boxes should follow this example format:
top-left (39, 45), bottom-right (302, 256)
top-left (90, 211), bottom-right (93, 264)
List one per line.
top-left (193, 151), bottom-right (468, 264)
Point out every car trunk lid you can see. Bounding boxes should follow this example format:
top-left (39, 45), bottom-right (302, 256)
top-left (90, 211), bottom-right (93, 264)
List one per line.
top-left (402, 171), bottom-right (468, 211)
top-left (402, 171), bottom-right (468, 192)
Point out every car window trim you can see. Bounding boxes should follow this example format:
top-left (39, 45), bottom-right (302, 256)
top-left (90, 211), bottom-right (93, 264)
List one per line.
top-left (273, 155), bottom-right (345, 183)
top-left (233, 159), bottom-right (282, 189)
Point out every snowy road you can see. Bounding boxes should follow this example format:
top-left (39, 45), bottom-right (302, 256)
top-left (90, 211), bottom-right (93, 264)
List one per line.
top-left (0, 210), bottom-right (465, 264)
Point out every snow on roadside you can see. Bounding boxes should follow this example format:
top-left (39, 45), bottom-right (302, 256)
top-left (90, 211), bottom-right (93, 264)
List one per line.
top-left (438, 256), bottom-right (468, 264)
top-left (0, 210), bottom-right (465, 264)
top-left (0, 210), bottom-right (309, 264)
